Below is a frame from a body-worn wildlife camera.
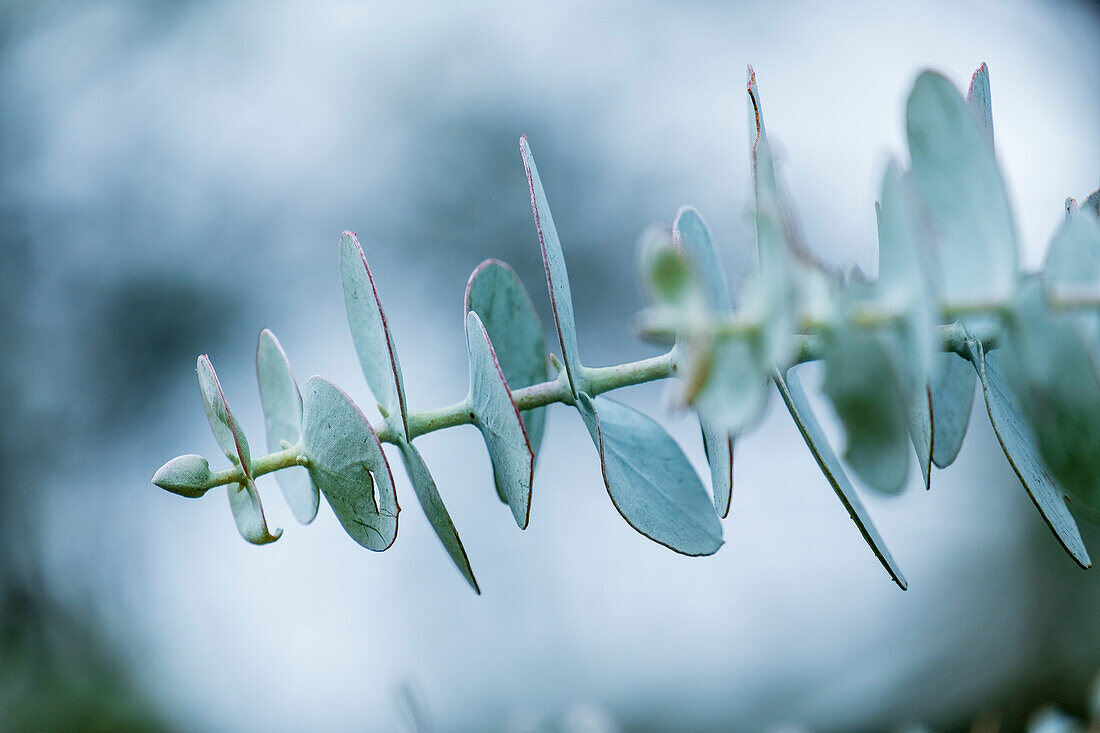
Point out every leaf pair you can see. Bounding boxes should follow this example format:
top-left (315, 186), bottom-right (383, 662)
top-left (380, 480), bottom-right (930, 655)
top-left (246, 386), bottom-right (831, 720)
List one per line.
top-left (521, 136), bottom-right (724, 555)
top-left (340, 232), bottom-right (478, 591)
top-left (257, 329), bottom-right (400, 551)
top-left (746, 69), bottom-right (906, 586)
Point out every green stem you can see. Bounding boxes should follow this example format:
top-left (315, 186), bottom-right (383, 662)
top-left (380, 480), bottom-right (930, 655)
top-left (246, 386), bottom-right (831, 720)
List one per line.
top-left (200, 317), bottom-right (1001, 491)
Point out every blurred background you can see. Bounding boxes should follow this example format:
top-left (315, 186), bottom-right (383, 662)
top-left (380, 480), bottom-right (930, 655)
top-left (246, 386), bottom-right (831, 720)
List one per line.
top-left (1, 0), bottom-right (1099, 730)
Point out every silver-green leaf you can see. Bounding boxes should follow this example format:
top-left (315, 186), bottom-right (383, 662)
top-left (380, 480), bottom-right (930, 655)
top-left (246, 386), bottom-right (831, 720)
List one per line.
top-left (520, 135), bottom-right (583, 396)
top-left (339, 231), bottom-right (409, 441)
top-left (197, 355), bottom-right (282, 544)
top-left (395, 440), bottom-right (479, 593)
top-left (302, 376), bottom-right (399, 551)
top-left (929, 349), bottom-right (977, 469)
top-left (256, 329), bottom-right (318, 524)
top-left (575, 393), bottom-right (723, 556)
top-left (966, 62), bottom-right (994, 146)
top-left (775, 367), bottom-right (907, 589)
top-left (907, 70), bottom-right (1017, 306)
top-left (466, 310), bottom-right (534, 529)
top-left (822, 326), bottom-right (911, 495)
top-left (966, 338), bottom-right (1090, 568)
top-left (672, 206), bottom-right (736, 517)
top-left (465, 259), bottom-right (549, 480)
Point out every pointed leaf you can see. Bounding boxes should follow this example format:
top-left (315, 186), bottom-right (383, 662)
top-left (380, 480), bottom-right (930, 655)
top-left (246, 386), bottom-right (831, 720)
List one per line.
top-left (929, 350), bottom-right (976, 468)
top-left (575, 393), bottom-right (723, 556)
top-left (256, 329), bottom-right (318, 524)
top-left (907, 386), bottom-right (933, 491)
top-left (775, 367), bottom-right (907, 589)
top-left (673, 207), bottom-right (735, 516)
top-left (520, 135), bottom-right (583, 396)
top-left (1000, 282), bottom-right (1100, 514)
top-left (466, 311), bottom-right (534, 529)
top-left (966, 338), bottom-right (1090, 568)
top-left (464, 259), bottom-right (549, 479)
top-left (197, 355), bottom-right (283, 544)
top-left (907, 71), bottom-right (1017, 306)
top-left (197, 354), bottom-right (251, 474)
top-left (395, 440), bottom-right (479, 593)
top-left (966, 62), bottom-right (994, 146)
top-left (302, 376), bottom-right (399, 551)
top-left (227, 478), bottom-right (282, 545)
top-left (339, 231), bottom-right (409, 440)
top-left (699, 422), bottom-right (734, 518)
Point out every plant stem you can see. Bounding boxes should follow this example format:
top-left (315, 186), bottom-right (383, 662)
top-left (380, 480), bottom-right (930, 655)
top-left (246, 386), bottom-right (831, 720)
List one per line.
top-left (199, 318), bottom-right (1001, 490)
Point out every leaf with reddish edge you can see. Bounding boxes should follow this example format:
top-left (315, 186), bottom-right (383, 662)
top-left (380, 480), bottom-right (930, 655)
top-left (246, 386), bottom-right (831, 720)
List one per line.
top-left (966, 62), bottom-right (994, 146)
top-left (256, 329), bottom-right (319, 524)
top-left (395, 440), bottom-right (480, 593)
top-left (197, 354), bottom-right (282, 544)
top-left (465, 311), bottom-right (534, 529)
top-left (575, 393), bottom-right (722, 556)
top-left (302, 376), bottom-right (399, 551)
top-left (339, 231), bottom-right (410, 441)
top-left (520, 135), bottom-right (583, 397)
top-left (966, 338), bottom-right (1090, 569)
top-left (774, 366), bottom-right (907, 589)
top-left (672, 206), bottom-right (736, 517)
top-left (464, 259), bottom-right (549, 487)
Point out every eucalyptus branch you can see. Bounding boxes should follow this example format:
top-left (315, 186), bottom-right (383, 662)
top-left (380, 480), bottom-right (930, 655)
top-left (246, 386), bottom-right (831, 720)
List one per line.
top-left (151, 62), bottom-right (1100, 594)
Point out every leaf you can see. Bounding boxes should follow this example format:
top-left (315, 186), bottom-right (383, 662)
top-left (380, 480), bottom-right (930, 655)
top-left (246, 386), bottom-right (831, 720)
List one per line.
top-left (339, 231), bottom-right (409, 441)
top-left (465, 311), bottom-right (534, 529)
top-left (395, 440), bottom-right (479, 593)
top-left (907, 70), bottom-right (1017, 307)
top-left (906, 386), bottom-right (933, 491)
top-left (520, 135), bottom-right (583, 396)
top-left (197, 354), bottom-right (252, 474)
top-left (822, 326), bottom-right (911, 495)
top-left (256, 329), bottom-right (319, 524)
top-left (774, 367), bottom-right (907, 589)
top-left (301, 376), bottom-right (399, 551)
top-left (966, 62), bottom-right (994, 146)
top-left (929, 350), bottom-right (976, 469)
top-left (464, 259), bottom-right (549, 480)
top-left (575, 393), bottom-right (723, 556)
top-left (673, 207), bottom-right (733, 310)
top-left (197, 355), bottom-right (282, 544)
top-left (1084, 187), bottom-right (1100, 217)
top-left (999, 282), bottom-right (1100, 515)
top-left (152, 454), bottom-right (213, 498)
top-left (966, 338), bottom-right (1090, 568)
top-left (227, 479), bottom-right (282, 546)
top-left (672, 206), bottom-right (736, 516)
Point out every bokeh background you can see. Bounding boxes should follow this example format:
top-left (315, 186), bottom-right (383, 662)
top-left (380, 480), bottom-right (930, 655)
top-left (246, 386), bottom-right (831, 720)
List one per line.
top-left (2, 1), bottom-right (1099, 730)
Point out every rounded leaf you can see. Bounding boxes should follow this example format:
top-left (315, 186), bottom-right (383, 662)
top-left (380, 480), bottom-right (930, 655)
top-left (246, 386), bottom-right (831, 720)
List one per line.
top-left (302, 376), bottom-right (399, 551)
top-left (576, 393), bottom-right (723, 557)
top-left (906, 70), bottom-right (1017, 306)
top-left (465, 311), bottom-right (534, 529)
top-left (256, 329), bottom-right (319, 524)
top-left (464, 259), bottom-right (549, 477)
